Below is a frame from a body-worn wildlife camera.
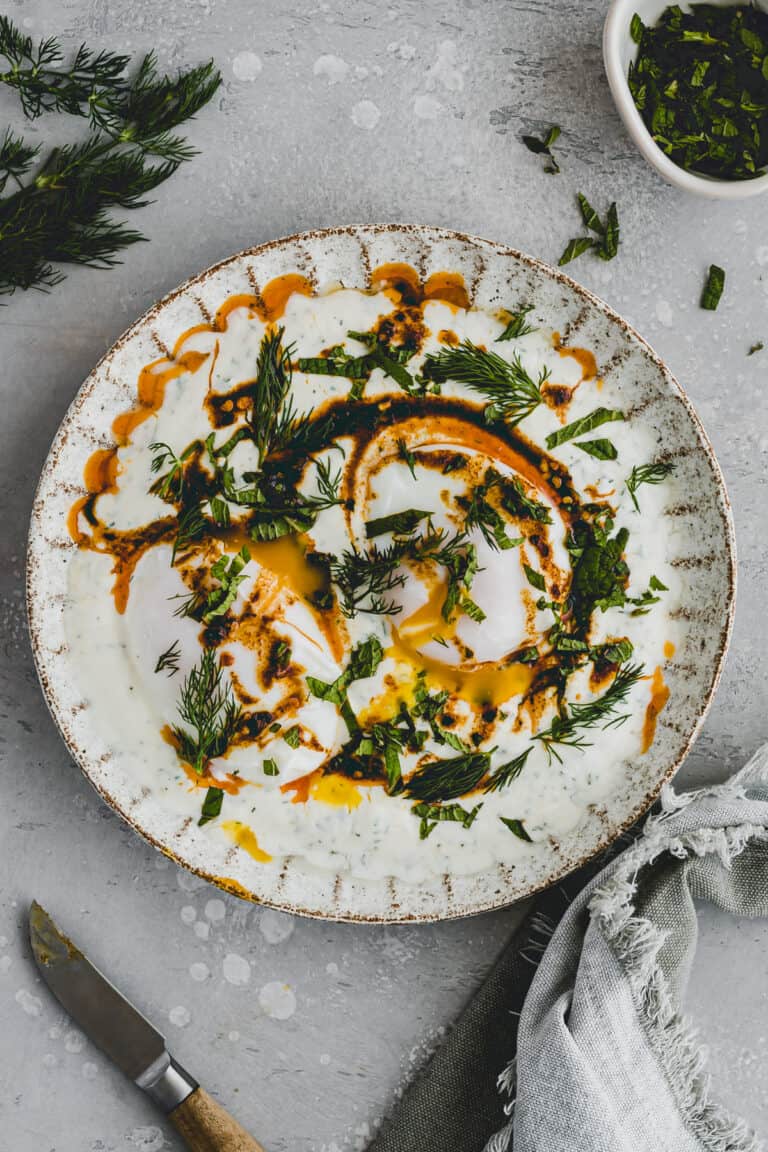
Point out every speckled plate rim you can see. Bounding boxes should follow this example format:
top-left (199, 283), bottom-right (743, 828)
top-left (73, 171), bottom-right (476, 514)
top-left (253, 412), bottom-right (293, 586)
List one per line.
top-left (27, 223), bottom-right (737, 923)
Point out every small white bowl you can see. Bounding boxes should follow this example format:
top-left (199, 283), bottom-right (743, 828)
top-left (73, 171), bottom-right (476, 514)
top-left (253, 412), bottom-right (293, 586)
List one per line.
top-left (603, 0), bottom-right (768, 199)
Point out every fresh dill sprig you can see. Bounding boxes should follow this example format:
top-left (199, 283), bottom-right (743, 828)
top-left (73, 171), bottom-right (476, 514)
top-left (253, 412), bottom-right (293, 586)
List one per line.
top-left (626, 462), bottom-right (674, 511)
top-left (154, 639), bottom-right (181, 677)
top-left (498, 304), bottom-right (536, 340)
top-left (484, 747), bottom-right (532, 793)
top-left (421, 341), bottom-right (547, 427)
top-left (0, 28), bottom-right (221, 297)
top-left (104, 52), bottom-right (221, 162)
top-left (0, 128), bottom-right (39, 193)
top-left (270, 406), bottom-right (338, 460)
top-left (329, 544), bottom-right (407, 617)
top-left (171, 504), bottom-right (207, 565)
top-left (0, 17), bottom-right (130, 120)
top-left (249, 327), bottom-right (295, 463)
top-left (149, 440), bottom-right (200, 501)
top-left (172, 647), bottom-right (241, 775)
top-left (423, 532), bottom-right (482, 623)
top-left (405, 750), bottom-right (492, 803)
top-left (329, 528), bottom-right (482, 622)
top-left (312, 457), bottom-right (343, 508)
top-left (534, 663), bottom-right (645, 763)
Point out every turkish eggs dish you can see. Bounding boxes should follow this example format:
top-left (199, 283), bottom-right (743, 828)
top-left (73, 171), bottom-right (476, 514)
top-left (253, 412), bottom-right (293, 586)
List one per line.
top-left (64, 264), bottom-right (678, 880)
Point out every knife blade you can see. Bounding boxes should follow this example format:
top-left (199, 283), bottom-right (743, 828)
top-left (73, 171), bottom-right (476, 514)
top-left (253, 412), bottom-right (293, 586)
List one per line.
top-left (29, 901), bottom-right (265, 1151)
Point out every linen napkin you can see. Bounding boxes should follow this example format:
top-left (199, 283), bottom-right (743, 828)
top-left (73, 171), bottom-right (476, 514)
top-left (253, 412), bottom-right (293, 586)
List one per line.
top-left (369, 744), bottom-right (768, 1152)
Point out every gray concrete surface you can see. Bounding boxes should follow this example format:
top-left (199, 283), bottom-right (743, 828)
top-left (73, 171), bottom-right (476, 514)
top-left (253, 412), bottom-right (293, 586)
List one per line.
top-left (2, 1), bottom-right (768, 1149)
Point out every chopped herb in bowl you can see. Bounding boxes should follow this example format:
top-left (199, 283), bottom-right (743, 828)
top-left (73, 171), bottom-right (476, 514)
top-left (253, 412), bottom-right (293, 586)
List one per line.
top-left (629, 3), bottom-right (768, 180)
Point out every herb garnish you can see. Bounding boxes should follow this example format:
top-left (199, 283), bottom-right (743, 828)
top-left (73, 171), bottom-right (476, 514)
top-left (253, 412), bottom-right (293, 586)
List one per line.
top-left (329, 529), bottom-right (480, 623)
top-left (171, 504), bottom-right (207, 565)
top-left (199, 787), bottom-right (223, 826)
top-left (748, 342), bottom-right (764, 356)
top-left (263, 758), bottom-right (279, 777)
top-left (249, 327), bottom-right (295, 463)
top-left (405, 750), bottom-right (492, 803)
top-left (534, 662), bottom-right (645, 762)
top-left (629, 573), bottom-right (668, 615)
top-left (700, 264), bottom-right (725, 311)
top-left (460, 474), bottom-right (523, 551)
top-left (365, 509), bottom-right (431, 539)
top-left (328, 544), bottom-right (407, 617)
top-left (172, 647), bottom-right (241, 777)
top-left (521, 124), bottom-right (561, 174)
top-left (626, 461), bottom-right (674, 510)
top-left (0, 20), bottom-right (221, 296)
top-left (500, 817), bottom-right (532, 842)
top-left (283, 726), bottom-right (301, 749)
top-left (176, 547), bottom-right (250, 623)
top-left (397, 438), bottom-right (418, 479)
top-left (498, 304), bottom-right (536, 340)
top-left (567, 510), bottom-right (630, 627)
top-left (421, 342), bottom-right (547, 427)
top-left (306, 636), bottom-right (384, 735)
top-left (149, 440), bottom-right (200, 501)
top-left (559, 195), bottom-right (620, 265)
top-left (413, 801), bottom-right (483, 839)
top-left (558, 237), bottom-right (595, 266)
top-left (496, 473), bottom-right (551, 523)
top-left (297, 331), bottom-right (416, 395)
top-left (523, 563), bottom-right (546, 592)
top-left (629, 4), bottom-right (768, 180)
top-left (546, 407), bottom-right (624, 450)
top-left (154, 639), bottom-right (181, 677)
top-left (575, 438), bottom-right (618, 461)
top-left (484, 747), bottom-right (532, 793)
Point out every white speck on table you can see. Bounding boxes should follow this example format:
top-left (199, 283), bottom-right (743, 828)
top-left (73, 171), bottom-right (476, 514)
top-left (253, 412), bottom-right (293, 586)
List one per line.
top-left (1, 1), bottom-right (767, 1150)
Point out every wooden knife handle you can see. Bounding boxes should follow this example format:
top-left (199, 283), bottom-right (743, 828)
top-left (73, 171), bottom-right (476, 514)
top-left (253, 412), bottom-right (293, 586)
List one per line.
top-left (169, 1086), bottom-right (265, 1151)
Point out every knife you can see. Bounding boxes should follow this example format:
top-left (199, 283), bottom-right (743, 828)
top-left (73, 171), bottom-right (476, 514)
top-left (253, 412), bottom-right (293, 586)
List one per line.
top-left (29, 901), bottom-right (265, 1151)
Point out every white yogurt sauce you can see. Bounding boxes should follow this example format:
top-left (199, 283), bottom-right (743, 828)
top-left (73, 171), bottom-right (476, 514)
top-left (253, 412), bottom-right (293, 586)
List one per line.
top-left (64, 283), bottom-right (681, 880)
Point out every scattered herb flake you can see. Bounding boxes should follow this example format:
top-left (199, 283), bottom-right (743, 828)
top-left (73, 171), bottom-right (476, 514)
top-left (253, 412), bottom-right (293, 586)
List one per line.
top-left (500, 816), bottom-right (533, 841)
top-left (559, 236), bottom-right (595, 266)
top-left (198, 786), bottom-right (223, 826)
top-left (283, 726), bottom-right (301, 749)
top-left (701, 264), bottom-right (725, 310)
top-left (154, 639), bottom-right (181, 676)
top-left (521, 124), bottom-right (561, 173)
top-left (365, 509), bottom-right (431, 539)
top-left (413, 800), bottom-right (483, 839)
top-left (546, 407), bottom-right (624, 450)
top-left (523, 563), bottom-right (546, 592)
top-left (575, 438), bottom-right (618, 461)
top-left (484, 748), bottom-right (532, 793)
top-left (626, 461), bottom-right (674, 510)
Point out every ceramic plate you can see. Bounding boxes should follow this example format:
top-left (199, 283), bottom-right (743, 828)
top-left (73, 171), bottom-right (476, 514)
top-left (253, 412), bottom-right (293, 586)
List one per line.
top-left (27, 224), bottom-right (736, 922)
